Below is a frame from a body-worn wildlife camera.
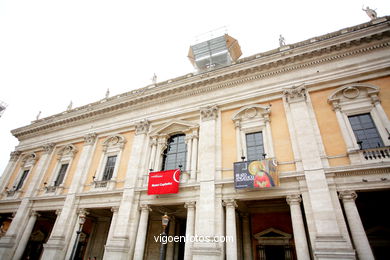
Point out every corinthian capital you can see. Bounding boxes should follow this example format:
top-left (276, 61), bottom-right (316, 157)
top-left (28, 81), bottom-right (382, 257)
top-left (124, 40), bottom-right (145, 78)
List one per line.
top-left (200, 105), bottom-right (218, 121)
top-left (135, 119), bottom-right (150, 135)
top-left (283, 84), bottom-right (307, 103)
top-left (10, 151), bottom-right (21, 162)
top-left (84, 133), bottom-right (97, 145)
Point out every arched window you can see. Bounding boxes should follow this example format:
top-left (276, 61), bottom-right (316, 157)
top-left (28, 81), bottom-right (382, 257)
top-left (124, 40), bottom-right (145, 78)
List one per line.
top-left (162, 134), bottom-right (187, 171)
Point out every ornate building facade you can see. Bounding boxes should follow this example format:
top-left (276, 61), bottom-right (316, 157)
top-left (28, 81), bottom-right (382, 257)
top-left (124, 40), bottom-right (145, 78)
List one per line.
top-left (0, 16), bottom-right (390, 260)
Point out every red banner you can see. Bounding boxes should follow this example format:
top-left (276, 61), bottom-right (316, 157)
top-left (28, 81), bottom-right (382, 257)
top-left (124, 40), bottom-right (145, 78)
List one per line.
top-left (148, 169), bottom-right (180, 195)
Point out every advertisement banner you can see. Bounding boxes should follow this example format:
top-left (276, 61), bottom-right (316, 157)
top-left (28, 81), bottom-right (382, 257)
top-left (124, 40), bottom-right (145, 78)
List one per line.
top-left (234, 159), bottom-right (279, 189)
top-left (148, 169), bottom-right (180, 195)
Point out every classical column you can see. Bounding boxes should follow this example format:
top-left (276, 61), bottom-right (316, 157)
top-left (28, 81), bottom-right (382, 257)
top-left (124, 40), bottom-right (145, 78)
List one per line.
top-left (241, 213), bottom-right (252, 260)
top-left (13, 211), bottom-right (39, 260)
top-left (190, 132), bottom-right (198, 182)
top-left (286, 195), bottom-right (310, 260)
top-left (149, 137), bottom-right (158, 170)
top-left (0, 151), bottom-right (21, 193)
top-left (154, 135), bottom-right (168, 171)
top-left (234, 120), bottom-right (242, 161)
top-left (133, 204), bottom-right (151, 260)
top-left (223, 199), bottom-right (238, 260)
top-left (185, 134), bottom-right (193, 173)
top-left (184, 201), bottom-right (196, 260)
top-left (339, 191), bottom-right (375, 260)
top-left (106, 207), bottom-right (119, 242)
top-left (283, 85), bottom-right (354, 257)
top-left (264, 115), bottom-right (275, 157)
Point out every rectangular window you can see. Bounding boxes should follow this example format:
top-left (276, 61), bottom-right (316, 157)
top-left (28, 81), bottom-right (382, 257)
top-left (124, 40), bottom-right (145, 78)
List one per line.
top-left (15, 170), bottom-right (29, 190)
top-left (102, 155), bottom-right (117, 181)
top-left (246, 132), bottom-right (264, 161)
top-left (348, 113), bottom-right (384, 149)
top-left (54, 163), bottom-right (69, 186)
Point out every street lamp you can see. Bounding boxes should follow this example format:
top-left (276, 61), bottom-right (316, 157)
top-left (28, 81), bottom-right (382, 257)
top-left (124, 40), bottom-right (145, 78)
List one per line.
top-left (159, 212), bottom-right (170, 260)
top-left (69, 212), bottom-right (87, 260)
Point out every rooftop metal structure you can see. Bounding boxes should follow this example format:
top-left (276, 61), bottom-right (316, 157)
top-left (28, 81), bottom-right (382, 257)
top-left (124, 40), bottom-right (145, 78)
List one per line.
top-left (188, 33), bottom-right (242, 72)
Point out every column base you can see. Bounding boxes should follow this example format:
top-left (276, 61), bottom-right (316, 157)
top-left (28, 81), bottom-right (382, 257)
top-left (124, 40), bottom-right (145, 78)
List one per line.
top-left (41, 236), bottom-right (67, 259)
top-left (191, 241), bottom-right (222, 260)
top-left (314, 235), bottom-right (356, 259)
top-left (103, 236), bottom-right (130, 260)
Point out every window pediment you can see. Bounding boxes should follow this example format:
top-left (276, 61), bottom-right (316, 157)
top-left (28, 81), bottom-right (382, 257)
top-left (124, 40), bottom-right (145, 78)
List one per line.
top-left (21, 153), bottom-right (38, 167)
top-left (150, 120), bottom-right (198, 137)
top-left (232, 104), bottom-right (270, 124)
top-left (57, 144), bottom-right (78, 160)
top-left (328, 83), bottom-right (379, 109)
top-left (102, 134), bottom-right (126, 152)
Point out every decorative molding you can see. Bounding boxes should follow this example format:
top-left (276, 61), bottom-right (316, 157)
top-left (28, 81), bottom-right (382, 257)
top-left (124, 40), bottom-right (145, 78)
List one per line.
top-left (328, 83), bottom-right (379, 105)
top-left (222, 199), bottom-right (237, 208)
top-left (149, 119), bottom-right (198, 137)
top-left (135, 119), bottom-right (150, 135)
top-left (200, 105), bottom-right (218, 121)
top-left (42, 143), bottom-right (55, 154)
top-left (56, 144), bottom-right (78, 160)
top-left (9, 151), bottom-right (21, 162)
top-left (21, 153), bottom-right (38, 167)
top-left (9, 20), bottom-right (390, 139)
top-left (286, 194), bottom-right (302, 205)
top-left (231, 104), bottom-right (271, 122)
top-left (102, 134), bottom-right (126, 152)
top-left (338, 190), bottom-right (357, 201)
top-left (139, 204), bottom-right (152, 212)
top-left (84, 133), bottom-right (97, 145)
top-left (184, 201), bottom-right (196, 209)
top-left (283, 84), bottom-right (307, 103)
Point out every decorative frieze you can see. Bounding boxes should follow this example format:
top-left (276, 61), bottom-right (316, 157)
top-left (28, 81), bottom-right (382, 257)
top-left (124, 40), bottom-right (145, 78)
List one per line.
top-left (200, 105), bottom-right (218, 121)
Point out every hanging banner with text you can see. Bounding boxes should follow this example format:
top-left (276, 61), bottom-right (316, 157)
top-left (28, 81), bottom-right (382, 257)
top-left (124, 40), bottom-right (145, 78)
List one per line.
top-left (233, 159), bottom-right (279, 189)
top-left (148, 169), bottom-right (180, 195)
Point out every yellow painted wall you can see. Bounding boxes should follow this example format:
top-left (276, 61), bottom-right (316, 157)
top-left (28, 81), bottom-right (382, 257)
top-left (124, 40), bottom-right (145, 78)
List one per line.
top-left (221, 109), bottom-right (237, 179)
top-left (115, 131), bottom-right (135, 189)
top-left (310, 88), bottom-right (350, 166)
top-left (363, 76), bottom-right (390, 119)
top-left (61, 142), bottom-right (83, 194)
top-left (269, 99), bottom-right (296, 172)
top-left (221, 99), bottom-right (296, 179)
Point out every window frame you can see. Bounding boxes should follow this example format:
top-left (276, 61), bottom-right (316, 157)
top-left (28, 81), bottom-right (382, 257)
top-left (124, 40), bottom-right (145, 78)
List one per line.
top-left (161, 134), bottom-right (187, 171)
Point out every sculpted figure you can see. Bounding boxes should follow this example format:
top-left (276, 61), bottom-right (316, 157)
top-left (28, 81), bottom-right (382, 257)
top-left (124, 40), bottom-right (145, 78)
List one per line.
top-left (362, 6), bottom-right (377, 20)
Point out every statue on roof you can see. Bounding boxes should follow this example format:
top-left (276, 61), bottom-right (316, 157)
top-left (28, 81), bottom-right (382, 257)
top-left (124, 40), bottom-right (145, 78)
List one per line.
top-left (362, 6), bottom-right (377, 20)
top-left (105, 88), bottom-right (110, 99)
top-left (151, 73), bottom-right (157, 85)
top-left (279, 34), bottom-right (286, 47)
top-left (36, 111), bottom-right (41, 120)
top-left (67, 101), bottom-right (73, 111)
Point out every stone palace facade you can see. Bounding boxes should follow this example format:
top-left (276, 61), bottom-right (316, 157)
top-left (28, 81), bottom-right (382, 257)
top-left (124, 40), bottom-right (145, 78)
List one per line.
top-left (1, 16), bottom-right (390, 260)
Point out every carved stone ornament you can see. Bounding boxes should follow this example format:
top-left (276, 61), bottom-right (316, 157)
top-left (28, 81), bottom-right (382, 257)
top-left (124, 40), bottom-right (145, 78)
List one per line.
top-left (84, 133), bottom-right (97, 145)
top-left (200, 105), bottom-right (218, 121)
top-left (102, 134), bottom-right (126, 152)
top-left (328, 83), bottom-right (379, 107)
top-left (283, 84), bottom-right (307, 103)
top-left (286, 194), bottom-right (302, 205)
top-left (342, 87), bottom-right (360, 99)
top-left (21, 153), bottom-right (38, 166)
top-left (222, 199), bottom-right (237, 208)
top-left (42, 143), bottom-right (55, 154)
top-left (339, 190), bottom-right (357, 201)
top-left (57, 144), bottom-right (78, 160)
top-left (135, 119), bottom-right (150, 135)
top-left (10, 151), bottom-right (21, 162)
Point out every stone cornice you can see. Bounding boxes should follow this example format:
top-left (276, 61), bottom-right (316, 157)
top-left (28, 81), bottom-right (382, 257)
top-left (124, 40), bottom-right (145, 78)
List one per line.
top-left (11, 17), bottom-right (390, 140)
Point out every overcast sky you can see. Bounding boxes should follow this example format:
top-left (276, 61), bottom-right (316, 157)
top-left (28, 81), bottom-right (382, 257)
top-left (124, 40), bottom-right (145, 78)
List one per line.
top-left (0, 0), bottom-right (389, 175)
